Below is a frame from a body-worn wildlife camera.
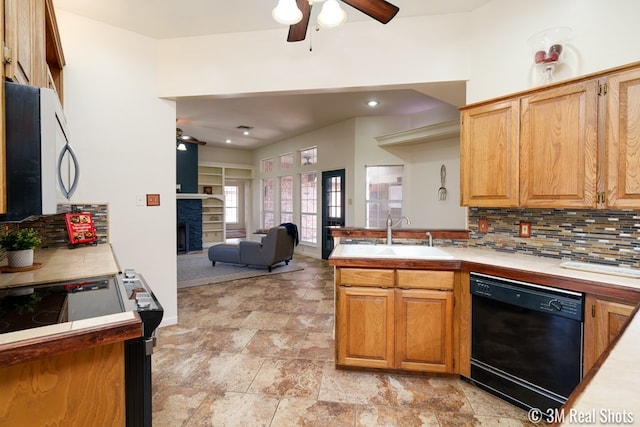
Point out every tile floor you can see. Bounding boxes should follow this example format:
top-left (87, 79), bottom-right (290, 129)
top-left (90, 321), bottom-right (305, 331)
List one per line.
top-left (152, 254), bottom-right (533, 426)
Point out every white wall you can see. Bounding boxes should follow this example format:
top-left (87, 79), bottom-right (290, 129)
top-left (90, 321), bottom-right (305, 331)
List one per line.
top-left (155, 1), bottom-right (640, 106)
top-left (56, 11), bottom-right (178, 326)
top-left (351, 115), bottom-right (465, 229)
top-left (198, 145), bottom-right (252, 165)
top-left (467, 0), bottom-right (640, 102)
top-left (157, 13), bottom-right (472, 98)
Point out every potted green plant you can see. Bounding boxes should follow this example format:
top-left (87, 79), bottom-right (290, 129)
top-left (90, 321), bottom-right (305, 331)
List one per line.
top-left (0, 228), bottom-right (42, 268)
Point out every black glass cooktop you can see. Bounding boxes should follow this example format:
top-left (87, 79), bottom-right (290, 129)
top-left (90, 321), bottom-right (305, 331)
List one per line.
top-left (0, 275), bottom-right (124, 334)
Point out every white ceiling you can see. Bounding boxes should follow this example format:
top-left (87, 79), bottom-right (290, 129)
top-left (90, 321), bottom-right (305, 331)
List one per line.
top-left (53, 0), bottom-right (490, 149)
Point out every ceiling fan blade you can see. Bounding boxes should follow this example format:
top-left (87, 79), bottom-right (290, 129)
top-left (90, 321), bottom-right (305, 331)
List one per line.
top-left (287, 0), bottom-right (312, 42)
top-left (340, 0), bottom-right (399, 24)
top-left (182, 137), bottom-right (206, 145)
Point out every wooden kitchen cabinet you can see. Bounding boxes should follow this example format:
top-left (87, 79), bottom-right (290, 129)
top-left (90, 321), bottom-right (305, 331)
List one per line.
top-left (605, 66), bottom-right (640, 208)
top-left (460, 99), bottom-right (520, 207)
top-left (395, 288), bottom-right (453, 372)
top-left (3, 0), bottom-right (64, 95)
top-left (520, 80), bottom-right (599, 207)
top-left (583, 295), bottom-right (635, 373)
top-left (335, 268), bottom-right (455, 373)
top-left (460, 61), bottom-right (640, 209)
top-left (4, 0), bottom-right (45, 86)
top-left (337, 285), bottom-right (395, 369)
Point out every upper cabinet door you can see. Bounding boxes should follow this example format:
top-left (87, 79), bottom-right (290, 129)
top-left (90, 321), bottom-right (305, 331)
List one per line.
top-left (520, 80), bottom-right (599, 208)
top-left (460, 100), bottom-right (520, 207)
top-left (606, 67), bottom-right (640, 208)
top-left (4, 0), bottom-right (45, 87)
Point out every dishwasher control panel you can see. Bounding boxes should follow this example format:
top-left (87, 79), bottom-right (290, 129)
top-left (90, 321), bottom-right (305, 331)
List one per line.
top-left (470, 273), bottom-right (583, 321)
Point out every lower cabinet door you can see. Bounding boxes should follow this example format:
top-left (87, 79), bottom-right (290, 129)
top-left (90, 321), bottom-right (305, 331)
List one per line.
top-left (395, 289), bottom-right (454, 373)
top-left (583, 295), bottom-right (635, 373)
top-left (336, 286), bottom-right (395, 369)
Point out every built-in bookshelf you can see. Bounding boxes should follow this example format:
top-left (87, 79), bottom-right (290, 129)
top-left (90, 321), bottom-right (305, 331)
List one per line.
top-left (197, 163), bottom-right (252, 246)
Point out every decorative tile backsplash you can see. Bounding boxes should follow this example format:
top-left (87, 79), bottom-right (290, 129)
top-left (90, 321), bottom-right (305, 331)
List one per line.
top-left (1, 204), bottom-right (109, 261)
top-left (468, 208), bottom-right (640, 268)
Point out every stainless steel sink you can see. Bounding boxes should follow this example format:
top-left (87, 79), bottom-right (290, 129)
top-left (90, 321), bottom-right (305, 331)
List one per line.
top-left (332, 244), bottom-right (455, 260)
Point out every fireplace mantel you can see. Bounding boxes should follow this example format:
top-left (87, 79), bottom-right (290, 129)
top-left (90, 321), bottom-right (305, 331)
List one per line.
top-left (176, 193), bottom-right (223, 201)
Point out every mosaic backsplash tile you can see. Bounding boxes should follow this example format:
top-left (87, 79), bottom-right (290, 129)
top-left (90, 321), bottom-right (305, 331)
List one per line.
top-left (468, 208), bottom-right (640, 268)
top-left (1, 203), bottom-right (109, 261)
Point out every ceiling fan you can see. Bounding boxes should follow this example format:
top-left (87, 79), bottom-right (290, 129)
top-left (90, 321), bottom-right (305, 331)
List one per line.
top-left (176, 128), bottom-right (207, 149)
top-left (286, 0), bottom-right (400, 42)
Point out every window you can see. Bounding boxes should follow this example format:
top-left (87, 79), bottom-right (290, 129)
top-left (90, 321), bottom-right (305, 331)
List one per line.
top-left (327, 175), bottom-right (342, 219)
top-left (262, 158), bottom-right (274, 173)
top-left (280, 175), bottom-right (293, 224)
top-left (365, 165), bottom-right (404, 228)
top-left (300, 147), bottom-right (317, 166)
top-left (262, 178), bottom-right (274, 228)
top-left (300, 172), bottom-right (317, 244)
top-left (224, 185), bottom-right (239, 224)
top-left (279, 153), bottom-right (294, 170)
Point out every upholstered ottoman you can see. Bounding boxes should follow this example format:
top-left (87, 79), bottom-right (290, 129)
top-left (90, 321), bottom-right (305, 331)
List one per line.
top-left (208, 244), bottom-right (241, 266)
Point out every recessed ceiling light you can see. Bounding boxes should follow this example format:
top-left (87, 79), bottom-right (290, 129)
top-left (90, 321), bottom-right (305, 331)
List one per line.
top-left (367, 100), bottom-right (379, 107)
top-left (225, 139), bottom-right (231, 143)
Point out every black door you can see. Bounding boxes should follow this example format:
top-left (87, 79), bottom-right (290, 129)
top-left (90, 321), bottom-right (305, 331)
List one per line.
top-left (321, 169), bottom-right (345, 260)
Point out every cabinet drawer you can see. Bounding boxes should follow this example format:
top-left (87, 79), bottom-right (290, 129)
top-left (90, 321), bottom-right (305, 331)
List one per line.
top-left (338, 268), bottom-right (394, 288)
top-left (396, 270), bottom-right (454, 290)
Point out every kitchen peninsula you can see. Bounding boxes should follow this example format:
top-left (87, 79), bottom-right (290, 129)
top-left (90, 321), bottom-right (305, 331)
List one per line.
top-left (0, 245), bottom-right (142, 427)
top-left (329, 238), bottom-right (640, 425)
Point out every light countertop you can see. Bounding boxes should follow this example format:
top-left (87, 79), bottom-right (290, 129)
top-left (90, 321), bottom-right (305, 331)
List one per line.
top-left (0, 244), bottom-right (121, 289)
top-left (560, 312), bottom-right (640, 426)
top-left (443, 247), bottom-right (640, 291)
top-left (331, 244), bottom-right (640, 291)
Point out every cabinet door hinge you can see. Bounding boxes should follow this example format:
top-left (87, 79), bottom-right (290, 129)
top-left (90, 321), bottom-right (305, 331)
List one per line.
top-left (591, 304), bottom-right (596, 318)
top-left (598, 83), bottom-right (608, 96)
top-left (3, 44), bottom-right (12, 64)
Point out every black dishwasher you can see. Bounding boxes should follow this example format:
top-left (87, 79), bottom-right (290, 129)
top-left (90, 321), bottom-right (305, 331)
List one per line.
top-left (469, 273), bottom-right (583, 415)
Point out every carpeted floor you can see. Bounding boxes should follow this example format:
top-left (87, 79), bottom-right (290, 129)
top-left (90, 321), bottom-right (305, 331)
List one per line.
top-left (177, 251), bottom-right (303, 289)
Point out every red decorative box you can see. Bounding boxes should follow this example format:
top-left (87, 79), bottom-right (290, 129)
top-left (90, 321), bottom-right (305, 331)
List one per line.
top-left (65, 212), bottom-right (98, 245)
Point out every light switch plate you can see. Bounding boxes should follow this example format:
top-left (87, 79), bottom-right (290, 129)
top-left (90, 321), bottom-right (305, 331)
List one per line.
top-left (478, 219), bottom-right (489, 233)
top-left (136, 194), bottom-right (145, 206)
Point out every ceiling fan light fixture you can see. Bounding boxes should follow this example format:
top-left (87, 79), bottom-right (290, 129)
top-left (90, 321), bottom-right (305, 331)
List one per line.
top-left (237, 125), bottom-right (254, 136)
top-left (176, 142), bottom-right (187, 151)
top-left (317, 0), bottom-right (347, 29)
top-left (272, 0), bottom-right (303, 25)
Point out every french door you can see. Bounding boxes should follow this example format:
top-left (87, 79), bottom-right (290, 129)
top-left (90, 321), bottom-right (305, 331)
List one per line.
top-left (321, 169), bottom-right (345, 260)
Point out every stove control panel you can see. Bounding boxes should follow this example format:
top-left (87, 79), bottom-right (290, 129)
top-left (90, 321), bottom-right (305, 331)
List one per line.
top-left (118, 270), bottom-right (161, 312)
top-left (116, 269), bottom-right (164, 338)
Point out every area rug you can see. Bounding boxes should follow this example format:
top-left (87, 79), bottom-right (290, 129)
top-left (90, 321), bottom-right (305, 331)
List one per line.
top-left (177, 252), bottom-right (303, 289)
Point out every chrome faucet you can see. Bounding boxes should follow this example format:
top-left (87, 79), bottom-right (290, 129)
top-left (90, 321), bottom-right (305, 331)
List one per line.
top-left (386, 214), bottom-right (411, 245)
top-left (425, 231), bottom-right (433, 247)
